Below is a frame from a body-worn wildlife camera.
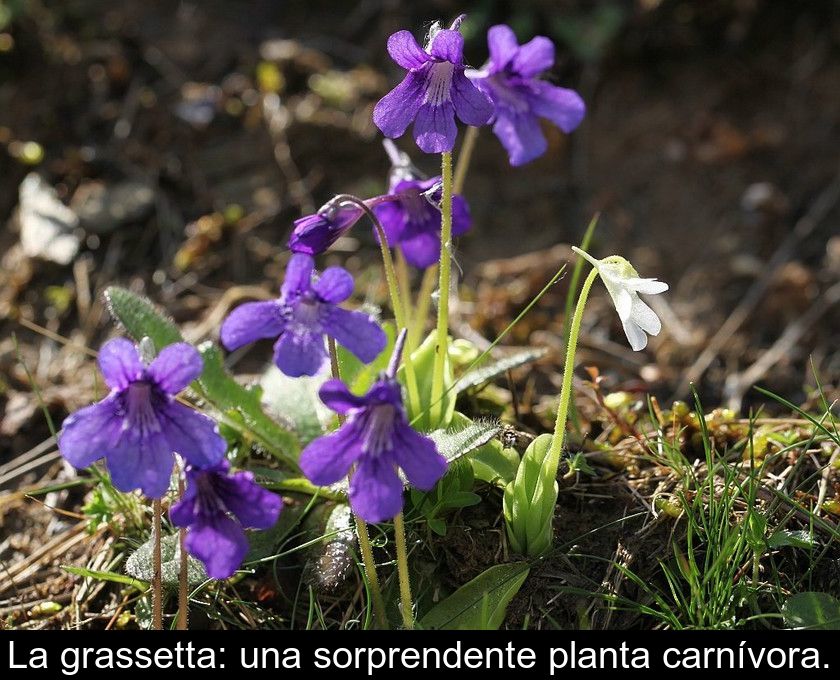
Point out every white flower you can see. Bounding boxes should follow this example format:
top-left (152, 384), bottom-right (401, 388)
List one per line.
top-left (572, 246), bottom-right (669, 351)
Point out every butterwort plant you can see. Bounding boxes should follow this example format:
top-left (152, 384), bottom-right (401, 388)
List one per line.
top-left (504, 247), bottom-right (668, 557)
top-left (300, 330), bottom-right (446, 628)
top-left (220, 253), bottom-right (387, 378)
top-left (59, 338), bottom-right (225, 498)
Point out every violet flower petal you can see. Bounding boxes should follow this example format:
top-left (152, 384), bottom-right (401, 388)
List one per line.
top-left (450, 71), bottom-right (494, 126)
top-left (168, 481), bottom-right (197, 526)
top-left (529, 81), bottom-right (586, 133)
top-left (184, 514), bottom-right (249, 580)
top-left (281, 253), bottom-right (316, 299)
top-left (451, 194), bottom-right (472, 236)
top-left (372, 199), bottom-right (407, 244)
top-left (313, 266), bottom-right (354, 304)
top-left (428, 28), bottom-right (464, 64)
top-left (219, 300), bottom-right (285, 351)
top-left (106, 428), bottom-right (175, 498)
top-left (217, 470), bottom-right (283, 529)
top-left (97, 338), bottom-right (143, 390)
top-left (288, 205), bottom-right (364, 256)
top-left (58, 394), bottom-right (123, 468)
top-left (392, 421), bottom-right (447, 490)
top-left (147, 342), bottom-right (202, 394)
top-left (158, 401), bottom-right (226, 468)
top-left (511, 35), bottom-right (555, 77)
top-left (299, 424), bottom-right (363, 485)
top-left (272, 330), bottom-right (327, 378)
top-left (487, 24), bottom-right (519, 71)
top-left (317, 378), bottom-right (368, 414)
top-left (349, 456), bottom-right (404, 523)
top-left (413, 101), bottom-right (457, 153)
top-left (387, 30), bottom-right (430, 69)
top-left (373, 72), bottom-right (426, 140)
top-left (399, 230), bottom-right (441, 269)
top-left (322, 306), bottom-right (387, 364)
top-left (492, 110), bottom-right (548, 167)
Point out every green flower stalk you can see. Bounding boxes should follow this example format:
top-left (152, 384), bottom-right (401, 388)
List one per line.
top-left (430, 151), bottom-right (454, 427)
top-left (504, 247), bottom-right (668, 557)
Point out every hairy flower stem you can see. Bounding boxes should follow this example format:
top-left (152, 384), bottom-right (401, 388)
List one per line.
top-left (453, 126), bottom-right (479, 194)
top-left (430, 151), bottom-right (454, 425)
top-left (333, 195), bottom-right (421, 416)
top-left (177, 474), bottom-right (188, 630)
top-left (152, 499), bottom-right (163, 630)
top-left (546, 267), bottom-right (599, 476)
top-left (392, 512), bottom-right (414, 629)
top-left (328, 338), bottom-right (388, 629)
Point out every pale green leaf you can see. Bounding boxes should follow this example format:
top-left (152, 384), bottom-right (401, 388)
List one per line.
top-left (453, 348), bottom-right (547, 395)
top-left (125, 533), bottom-right (208, 587)
top-left (782, 592), bottom-right (840, 630)
top-left (419, 563), bottom-right (530, 630)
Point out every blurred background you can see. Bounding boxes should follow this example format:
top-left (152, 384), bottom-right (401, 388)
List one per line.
top-left (2, 0), bottom-right (840, 457)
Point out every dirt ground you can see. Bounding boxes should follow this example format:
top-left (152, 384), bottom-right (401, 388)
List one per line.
top-left (1, 0), bottom-right (839, 629)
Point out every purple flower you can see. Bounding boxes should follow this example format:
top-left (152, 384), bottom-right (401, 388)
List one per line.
top-left (58, 339), bottom-right (226, 499)
top-left (469, 24), bottom-right (585, 166)
top-left (220, 253), bottom-right (386, 378)
top-left (288, 203), bottom-right (365, 256)
top-left (299, 333), bottom-right (447, 523)
top-left (374, 176), bottom-right (471, 268)
top-left (170, 460), bottom-right (282, 579)
top-left (373, 17), bottom-right (494, 154)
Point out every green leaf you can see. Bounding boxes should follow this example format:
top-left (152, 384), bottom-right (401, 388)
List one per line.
top-left (104, 286), bottom-right (183, 351)
top-left (471, 438), bottom-right (520, 486)
top-left (447, 491), bottom-right (482, 508)
top-left (427, 518), bottom-right (447, 536)
top-left (337, 320), bottom-right (396, 394)
top-left (503, 434), bottom-right (557, 557)
top-left (400, 330), bottom-right (455, 431)
top-left (419, 563), bottom-right (530, 630)
top-left (125, 533), bottom-right (208, 587)
top-left (782, 592), bottom-right (840, 630)
top-left (197, 342), bottom-right (299, 465)
top-left (768, 529), bottom-right (816, 550)
top-left (62, 565), bottom-right (147, 591)
top-left (260, 366), bottom-right (333, 445)
top-left (453, 348), bottom-right (547, 395)
top-left (250, 470), bottom-right (346, 502)
top-left (428, 413), bottom-right (502, 465)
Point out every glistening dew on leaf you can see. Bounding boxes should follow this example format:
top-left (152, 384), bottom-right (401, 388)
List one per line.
top-left (572, 246), bottom-right (669, 351)
top-left (58, 338), bottom-right (226, 498)
top-left (468, 24), bottom-right (586, 166)
top-left (373, 16), bottom-right (494, 153)
top-left (170, 460), bottom-right (283, 579)
top-left (299, 331), bottom-right (447, 523)
top-left (220, 253), bottom-right (387, 378)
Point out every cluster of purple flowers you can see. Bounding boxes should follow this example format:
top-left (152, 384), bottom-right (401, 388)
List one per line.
top-left (286, 18), bottom-right (584, 269)
top-left (58, 16), bottom-right (585, 583)
top-left (374, 17), bottom-right (585, 163)
top-left (59, 338), bottom-right (282, 578)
